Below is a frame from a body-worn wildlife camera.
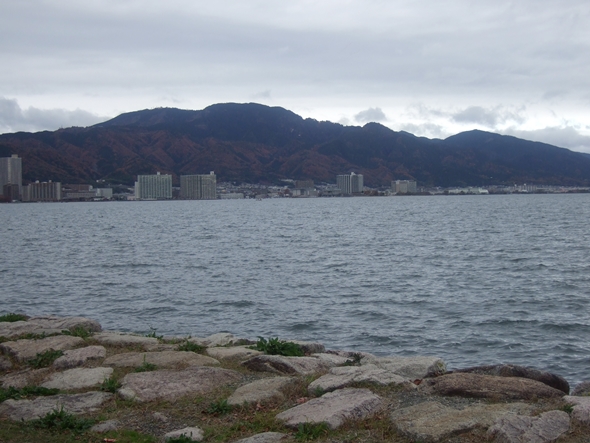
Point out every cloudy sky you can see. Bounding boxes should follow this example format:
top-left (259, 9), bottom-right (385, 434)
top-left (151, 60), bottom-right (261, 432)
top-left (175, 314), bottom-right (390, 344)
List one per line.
top-left (2, 0), bottom-right (590, 153)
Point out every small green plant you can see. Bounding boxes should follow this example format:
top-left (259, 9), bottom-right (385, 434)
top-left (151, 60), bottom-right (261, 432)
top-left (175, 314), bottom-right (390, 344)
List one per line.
top-left (205, 398), bottom-right (232, 415)
top-left (28, 349), bottom-right (64, 368)
top-left (294, 422), bottom-right (329, 441)
top-left (252, 337), bottom-right (304, 357)
top-left (100, 376), bottom-right (121, 393)
top-left (176, 341), bottom-right (205, 353)
top-left (32, 406), bottom-right (95, 431)
top-left (562, 404), bottom-right (574, 414)
top-left (0, 313), bottom-right (28, 322)
top-left (62, 325), bottom-right (93, 339)
top-left (312, 387), bottom-right (326, 397)
top-left (134, 355), bottom-right (157, 372)
top-left (144, 327), bottom-right (163, 340)
top-left (0, 385), bottom-right (59, 403)
top-left (167, 435), bottom-right (198, 443)
top-left (343, 353), bottom-right (363, 366)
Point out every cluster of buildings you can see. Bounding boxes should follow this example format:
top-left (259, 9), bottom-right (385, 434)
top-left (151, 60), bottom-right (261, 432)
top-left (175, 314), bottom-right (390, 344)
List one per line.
top-left (134, 171), bottom-right (217, 200)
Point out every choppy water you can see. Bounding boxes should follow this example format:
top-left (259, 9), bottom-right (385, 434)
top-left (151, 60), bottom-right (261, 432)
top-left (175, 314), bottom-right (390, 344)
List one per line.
top-left (1, 194), bottom-right (590, 385)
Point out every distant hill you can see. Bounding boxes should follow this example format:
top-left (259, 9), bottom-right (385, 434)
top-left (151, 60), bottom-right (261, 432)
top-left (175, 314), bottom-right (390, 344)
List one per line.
top-left (1, 103), bottom-right (589, 187)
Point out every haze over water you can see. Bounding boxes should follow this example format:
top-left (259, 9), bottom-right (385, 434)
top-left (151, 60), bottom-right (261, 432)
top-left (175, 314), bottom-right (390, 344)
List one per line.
top-left (2, 194), bottom-right (589, 385)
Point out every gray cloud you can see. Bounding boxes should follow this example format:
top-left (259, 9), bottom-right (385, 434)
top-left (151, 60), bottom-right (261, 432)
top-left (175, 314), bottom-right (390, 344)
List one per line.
top-left (0, 97), bottom-right (108, 133)
top-left (503, 126), bottom-right (590, 154)
top-left (355, 107), bottom-right (387, 123)
top-left (452, 106), bottom-right (525, 128)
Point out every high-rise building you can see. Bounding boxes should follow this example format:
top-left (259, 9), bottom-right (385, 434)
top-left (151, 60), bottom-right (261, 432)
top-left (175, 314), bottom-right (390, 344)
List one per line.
top-left (22, 181), bottom-right (61, 202)
top-left (337, 172), bottom-right (364, 195)
top-left (180, 172), bottom-right (217, 200)
top-left (0, 154), bottom-right (22, 198)
top-left (392, 180), bottom-right (417, 194)
top-left (135, 172), bottom-right (172, 200)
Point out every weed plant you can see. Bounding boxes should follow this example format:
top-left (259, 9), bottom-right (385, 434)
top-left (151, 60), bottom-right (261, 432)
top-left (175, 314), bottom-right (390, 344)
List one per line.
top-left (62, 326), bottom-right (93, 339)
top-left (32, 407), bottom-right (95, 432)
top-left (294, 422), bottom-right (330, 441)
top-left (144, 327), bottom-right (163, 340)
top-left (205, 398), bottom-right (232, 415)
top-left (134, 355), bottom-right (157, 372)
top-left (0, 386), bottom-right (59, 403)
top-left (0, 313), bottom-right (28, 322)
top-left (253, 337), bottom-right (304, 357)
top-left (177, 341), bottom-right (205, 353)
top-left (343, 353), bottom-right (363, 366)
top-left (28, 349), bottom-right (64, 368)
top-left (100, 376), bottom-right (122, 393)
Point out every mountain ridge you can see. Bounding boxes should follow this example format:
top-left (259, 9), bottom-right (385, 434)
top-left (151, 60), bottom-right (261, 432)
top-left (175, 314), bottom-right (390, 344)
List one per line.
top-left (1, 103), bottom-right (589, 187)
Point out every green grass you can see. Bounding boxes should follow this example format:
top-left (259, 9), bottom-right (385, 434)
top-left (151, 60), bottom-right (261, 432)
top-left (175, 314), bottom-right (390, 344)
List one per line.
top-left (0, 313), bottom-right (28, 322)
top-left (61, 325), bottom-right (93, 339)
top-left (27, 349), bottom-right (64, 368)
top-left (100, 376), bottom-right (122, 393)
top-left (205, 398), bottom-right (232, 416)
top-left (294, 422), bottom-right (330, 441)
top-left (144, 327), bottom-right (163, 340)
top-left (31, 406), bottom-right (95, 432)
top-left (252, 337), bottom-right (304, 357)
top-left (134, 355), bottom-right (157, 372)
top-left (177, 340), bottom-right (205, 353)
top-left (0, 386), bottom-right (60, 403)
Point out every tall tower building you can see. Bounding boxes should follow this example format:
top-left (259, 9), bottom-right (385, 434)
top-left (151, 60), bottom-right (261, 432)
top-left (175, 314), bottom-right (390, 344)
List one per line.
top-left (180, 172), bottom-right (216, 200)
top-left (135, 172), bottom-right (173, 200)
top-left (337, 172), bottom-right (363, 195)
top-left (0, 154), bottom-right (22, 198)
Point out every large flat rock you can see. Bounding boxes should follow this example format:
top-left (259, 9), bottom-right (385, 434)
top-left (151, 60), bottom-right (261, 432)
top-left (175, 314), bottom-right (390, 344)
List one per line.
top-left (53, 345), bottom-right (106, 369)
top-left (206, 346), bottom-right (262, 361)
top-left (104, 351), bottom-right (219, 368)
top-left (420, 373), bottom-right (565, 400)
top-left (369, 356), bottom-right (446, 379)
top-left (118, 366), bottom-right (242, 402)
top-left (276, 388), bottom-right (383, 429)
top-left (0, 335), bottom-right (84, 362)
top-left (0, 355), bottom-right (13, 371)
top-left (164, 427), bottom-right (204, 441)
top-left (0, 315), bottom-right (101, 340)
top-left (308, 364), bottom-right (412, 394)
top-left (189, 333), bottom-right (238, 347)
top-left (391, 401), bottom-right (534, 442)
top-left (454, 364), bottom-right (570, 394)
top-left (41, 367), bottom-right (113, 390)
top-left (242, 355), bottom-right (329, 376)
top-left (0, 368), bottom-right (51, 388)
top-left (488, 410), bottom-right (570, 443)
top-left (92, 332), bottom-right (159, 348)
top-left (0, 391), bottom-right (112, 421)
top-left (564, 395), bottom-right (590, 426)
top-left (228, 376), bottom-right (296, 406)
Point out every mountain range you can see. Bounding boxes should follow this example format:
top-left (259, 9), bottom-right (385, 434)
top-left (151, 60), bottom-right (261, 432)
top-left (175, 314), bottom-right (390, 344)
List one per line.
top-left (1, 102), bottom-right (589, 188)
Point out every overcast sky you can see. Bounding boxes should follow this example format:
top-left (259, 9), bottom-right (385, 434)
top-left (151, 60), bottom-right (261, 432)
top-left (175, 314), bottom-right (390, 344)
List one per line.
top-left (2, 0), bottom-right (590, 153)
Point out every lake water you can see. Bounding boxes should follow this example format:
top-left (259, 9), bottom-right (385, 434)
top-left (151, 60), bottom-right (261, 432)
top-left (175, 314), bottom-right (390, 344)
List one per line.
top-left (1, 194), bottom-right (589, 386)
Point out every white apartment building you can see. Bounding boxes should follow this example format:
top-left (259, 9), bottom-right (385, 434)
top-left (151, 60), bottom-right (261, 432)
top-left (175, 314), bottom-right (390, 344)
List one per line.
top-left (392, 180), bottom-right (417, 194)
top-left (135, 172), bottom-right (173, 200)
top-left (180, 172), bottom-right (217, 200)
top-left (336, 172), bottom-right (364, 195)
top-left (0, 154), bottom-right (22, 198)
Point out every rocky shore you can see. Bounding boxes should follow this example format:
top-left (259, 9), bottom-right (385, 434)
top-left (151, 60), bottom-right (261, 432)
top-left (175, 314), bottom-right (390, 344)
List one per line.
top-left (1, 314), bottom-right (589, 443)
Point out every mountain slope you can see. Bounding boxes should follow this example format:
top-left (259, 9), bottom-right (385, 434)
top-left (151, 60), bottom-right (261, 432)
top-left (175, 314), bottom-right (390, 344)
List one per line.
top-left (0, 103), bottom-right (589, 187)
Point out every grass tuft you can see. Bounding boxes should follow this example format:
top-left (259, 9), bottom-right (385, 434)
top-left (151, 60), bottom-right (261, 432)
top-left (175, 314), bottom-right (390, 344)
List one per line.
top-left (176, 341), bottom-right (205, 353)
top-left (62, 326), bottom-right (93, 339)
top-left (28, 349), bottom-right (64, 368)
top-left (252, 337), bottom-right (304, 357)
top-left (32, 406), bottom-right (95, 432)
top-left (134, 355), bottom-right (157, 373)
top-left (144, 327), bottom-right (163, 340)
top-left (294, 422), bottom-right (330, 441)
top-left (0, 313), bottom-right (28, 322)
top-left (0, 386), bottom-right (60, 403)
top-left (205, 398), bottom-right (232, 416)
top-left (343, 353), bottom-right (363, 366)
top-left (100, 376), bottom-right (122, 393)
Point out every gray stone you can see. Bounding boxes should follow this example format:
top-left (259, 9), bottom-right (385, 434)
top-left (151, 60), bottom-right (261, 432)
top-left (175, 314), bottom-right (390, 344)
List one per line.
top-left (488, 410), bottom-right (570, 443)
top-left (41, 367), bottom-right (113, 390)
top-left (0, 355), bottom-right (13, 371)
top-left (104, 351), bottom-right (219, 368)
top-left (308, 364), bottom-right (412, 394)
top-left (391, 401), bottom-right (534, 442)
top-left (164, 426), bottom-right (204, 441)
top-left (207, 346), bottom-right (262, 361)
top-left (118, 366), bottom-right (242, 402)
top-left (0, 335), bottom-right (84, 362)
top-left (242, 355), bottom-right (329, 376)
top-left (0, 315), bottom-right (101, 340)
top-left (455, 364), bottom-right (570, 394)
top-left (310, 353), bottom-right (351, 366)
top-left (90, 419), bottom-right (120, 433)
top-left (564, 395), bottom-right (590, 426)
top-left (228, 376), bottom-right (297, 405)
top-left (144, 343), bottom-right (178, 352)
top-left (232, 432), bottom-right (288, 443)
top-left (53, 345), bottom-right (106, 369)
top-left (0, 368), bottom-right (51, 388)
top-left (153, 411), bottom-right (169, 422)
top-left (420, 373), bottom-right (565, 400)
top-left (572, 381), bottom-right (590, 396)
top-left (0, 391), bottom-right (112, 421)
top-left (92, 332), bottom-right (159, 348)
top-left (190, 332), bottom-right (236, 347)
top-left (276, 388), bottom-right (383, 429)
top-left (288, 340), bottom-right (325, 354)
top-left (370, 356), bottom-right (446, 379)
